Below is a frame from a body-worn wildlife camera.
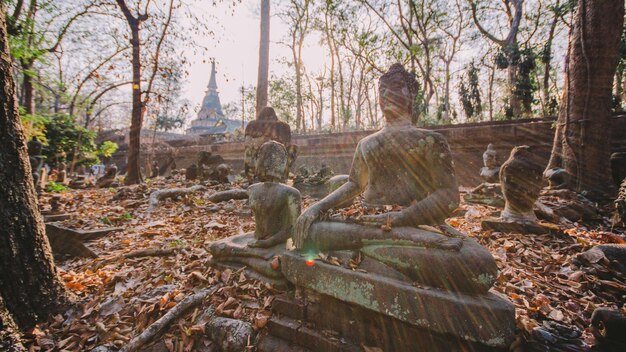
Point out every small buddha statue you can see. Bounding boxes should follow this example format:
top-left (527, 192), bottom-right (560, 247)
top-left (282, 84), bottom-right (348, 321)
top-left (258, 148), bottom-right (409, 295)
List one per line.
top-left (209, 141), bottom-right (301, 286)
top-left (27, 139), bottom-right (45, 193)
top-left (56, 162), bottom-right (67, 184)
top-left (479, 143), bottom-right (500, 183)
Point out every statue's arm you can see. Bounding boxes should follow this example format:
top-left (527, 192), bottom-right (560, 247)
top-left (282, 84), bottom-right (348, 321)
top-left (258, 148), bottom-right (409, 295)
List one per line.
top-left (294, 144), bottom-right (367, 248)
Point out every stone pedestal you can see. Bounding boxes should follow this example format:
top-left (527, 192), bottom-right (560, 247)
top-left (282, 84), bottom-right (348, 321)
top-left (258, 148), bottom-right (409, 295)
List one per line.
top-left (208, 233), bottom-right (289, 289)
top-left (259, 250), bottom-right (516, 351)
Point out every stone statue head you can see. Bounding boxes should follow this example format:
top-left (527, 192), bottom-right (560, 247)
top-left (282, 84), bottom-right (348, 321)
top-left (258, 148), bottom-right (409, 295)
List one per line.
top-left (378, 63), bottom-right (419, 122)
top-left (483, 144), bottom-right (498, 169)
top-left (255, 140), bottom-right (288, 182)
top-left (256, 106), bottom-right (278, 121)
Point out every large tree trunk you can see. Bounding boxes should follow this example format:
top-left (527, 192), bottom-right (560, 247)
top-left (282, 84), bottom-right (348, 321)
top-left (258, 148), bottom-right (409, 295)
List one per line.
top-left (255, 0), bottom-right (270, 116)
top-left (0, 3), bottom-right (71, 333)
top-left (125, 21), bottom-right (143, 185)
top-left (545, 0), bottom-right (624, 198)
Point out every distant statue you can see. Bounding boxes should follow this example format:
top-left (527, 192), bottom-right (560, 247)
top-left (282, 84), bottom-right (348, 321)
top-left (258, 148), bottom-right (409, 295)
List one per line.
top-left (482, 145), bottom-right (547, 233)
top-left (244, 106), bottom-right (296, 182)
top-left (27, 139), bottom-right (45, 193)
top-left (150, 160), bottom-right (160, 178)
top-left (499, 146), bottom-right (544, 223)
top-left (479, 143), bottom-right (500, 183)
top-left (464, 144), bottom-right (504, 207)
top-left (97, 165), bottom-right (118, 188)
top-left (56, 162), bottom-right (67, 184)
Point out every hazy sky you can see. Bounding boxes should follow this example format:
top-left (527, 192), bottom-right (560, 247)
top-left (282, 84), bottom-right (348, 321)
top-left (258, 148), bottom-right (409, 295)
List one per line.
top-left (183, 0), bottom-right (327, 115)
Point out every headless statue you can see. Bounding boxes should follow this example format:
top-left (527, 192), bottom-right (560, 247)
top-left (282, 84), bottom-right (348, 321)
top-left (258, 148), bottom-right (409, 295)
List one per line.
top-left (244, 107), bottom-right (296, 182)
top-left (294, 63), bottom-right (496, 293)
top-left (209, 141), bottom-right (300, 285)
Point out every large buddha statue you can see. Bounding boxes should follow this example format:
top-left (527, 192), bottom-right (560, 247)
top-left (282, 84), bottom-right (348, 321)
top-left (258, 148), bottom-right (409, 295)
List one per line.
top-left (292, 63), bottom-right (495, 292)
top-left (270, 64), bottom-right (515, 351)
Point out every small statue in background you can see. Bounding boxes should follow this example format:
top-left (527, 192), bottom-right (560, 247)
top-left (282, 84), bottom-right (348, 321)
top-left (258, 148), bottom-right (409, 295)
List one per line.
top-left (56, 162), bottom-right (67, 184)
top-left (97, 165), bottom-right (118, 188)
top-left (482, 146), bottom-right (548, 233)
top-left (244, 106), bottom-right (296, 182)
top-left (150, 160), bottom-right (160, 178)
top-left (27, 139), bottom-right (45, 194)
top-left (479, 144), bottom-right (500, 183)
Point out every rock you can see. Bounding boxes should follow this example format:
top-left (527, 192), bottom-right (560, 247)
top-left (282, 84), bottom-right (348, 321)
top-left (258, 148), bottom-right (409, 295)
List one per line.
top-left (591, 307), bottom-right (626, 352)
top-left (206, 316), bottom-right (253, 352)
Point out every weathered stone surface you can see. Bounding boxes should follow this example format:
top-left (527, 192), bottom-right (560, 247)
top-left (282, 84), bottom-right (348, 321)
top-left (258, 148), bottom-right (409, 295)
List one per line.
top-left (574, 244), bottom-right (626, 276)
top-left (208, 233), bottom-right (287, 287)
top-left (97, 165), bottom-right (118, 188)
top-left (45, 223), bottom-right (122, 258)
top-left (500, 145), bottom-right (544, 223)
top-left (244, 107), bottom-right (294, 182)
top-left (280, 251), bottom-right (515, 348)
top-left (205, 316), bottom-right (252, 352)
top-left (209, 142), bottom-right (300, 289)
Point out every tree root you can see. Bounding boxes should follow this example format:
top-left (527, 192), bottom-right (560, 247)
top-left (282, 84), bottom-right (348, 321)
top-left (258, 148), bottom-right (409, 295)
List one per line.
top-left (120, 285), bottom-right (221, 352)
top-left (147, 185), bottom-right (206, 211)
top-left (207, 189), bottom-right (248, 203)
top-left (93, 247), bottom-right (188, 270)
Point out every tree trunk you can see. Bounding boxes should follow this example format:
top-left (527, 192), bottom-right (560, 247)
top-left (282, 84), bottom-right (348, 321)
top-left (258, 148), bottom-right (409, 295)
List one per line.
top-left (125, 21), bottom-right (143, 185)
top-left (545, 0), bottom-right (624, 198)
top-left (507, 62), bottom-right (521, 118)
top-left (21, 60), bottom-right (35, 115)
top-left (0, 4), bottom-right (71, 332)
top-left (324, 7), bottom-right (336, 131)
top-left (255, 0), bottom-right (270, 116)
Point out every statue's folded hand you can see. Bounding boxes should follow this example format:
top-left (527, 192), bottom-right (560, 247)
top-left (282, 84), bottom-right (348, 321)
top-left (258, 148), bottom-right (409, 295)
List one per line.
top-left (294, 205), bottom-right (322, 248)
top-left (360, 211), bottom-right (401, 227)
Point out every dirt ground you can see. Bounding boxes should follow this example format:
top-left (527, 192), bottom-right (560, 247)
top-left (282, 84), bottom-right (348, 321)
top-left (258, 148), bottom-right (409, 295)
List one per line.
top-left (25, 175), bottom-right (625, 351)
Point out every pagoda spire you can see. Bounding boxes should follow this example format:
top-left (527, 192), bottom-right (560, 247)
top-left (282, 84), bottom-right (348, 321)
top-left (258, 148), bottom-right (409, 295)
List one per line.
top-left (208, 59), bottom-right (217, 92)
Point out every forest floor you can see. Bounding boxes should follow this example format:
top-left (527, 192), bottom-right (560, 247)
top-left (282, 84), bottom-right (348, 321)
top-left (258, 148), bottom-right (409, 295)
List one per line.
top-left (25, 174), bottom-right (625, 351)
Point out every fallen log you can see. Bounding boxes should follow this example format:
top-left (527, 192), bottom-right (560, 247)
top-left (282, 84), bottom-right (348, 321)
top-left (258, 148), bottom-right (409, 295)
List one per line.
top-left (147, 185), bottom-right (206, 211)
top-left (120, 285), bottom-right (221, 352)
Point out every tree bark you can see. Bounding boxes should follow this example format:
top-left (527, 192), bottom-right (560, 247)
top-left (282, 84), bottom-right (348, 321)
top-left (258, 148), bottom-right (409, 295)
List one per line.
top-left (255, 0), bottom-right (270, 116)
top-left (0, 295), bottom-right (25, 351)
top-left (0, 3), bottom-right (71, 332)
top-left (545, 0), bottom-right (624, 198)
top-left (116, 0), bottom-right (144, 185)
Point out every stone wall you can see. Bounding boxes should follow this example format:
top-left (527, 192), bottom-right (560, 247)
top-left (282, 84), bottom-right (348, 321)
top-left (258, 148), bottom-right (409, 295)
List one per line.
top-left (111, 116), bottom-right (626, 187)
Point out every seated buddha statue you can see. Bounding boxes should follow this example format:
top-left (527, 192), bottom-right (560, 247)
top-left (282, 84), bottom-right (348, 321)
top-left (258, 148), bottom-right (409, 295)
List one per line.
top-left (293, 63), bottom-right (497, 293)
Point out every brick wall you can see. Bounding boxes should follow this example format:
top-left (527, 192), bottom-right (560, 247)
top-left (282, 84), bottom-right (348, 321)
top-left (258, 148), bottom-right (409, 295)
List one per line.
top-left (111, 116), bottom-right (626, 187)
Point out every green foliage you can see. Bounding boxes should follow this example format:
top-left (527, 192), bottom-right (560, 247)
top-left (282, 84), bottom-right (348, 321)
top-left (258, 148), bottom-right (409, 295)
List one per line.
top-left (458, 61), bottom-right (482, 122)
top-left (45, 181), bottom-right (68, 193)
top-left (43, 113), bottom-right (96, 166)
top-left (97, 141), bottom-right (119, 159)
top-left (20, 107), bottom-right (48, 142)
top-left (513, 47), bottom-right (538, 114)
top-left (269, 76), bottom-right (297, 123)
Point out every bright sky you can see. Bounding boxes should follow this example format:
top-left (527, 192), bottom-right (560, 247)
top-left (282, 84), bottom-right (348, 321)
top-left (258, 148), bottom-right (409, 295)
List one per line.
top-left (183, 0), bottom-right (328, 115)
